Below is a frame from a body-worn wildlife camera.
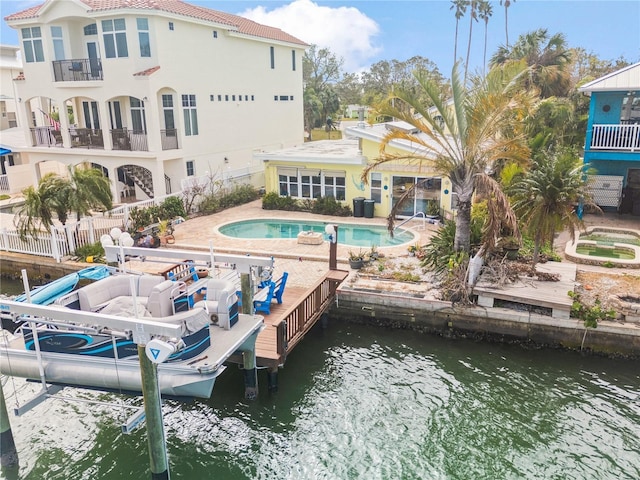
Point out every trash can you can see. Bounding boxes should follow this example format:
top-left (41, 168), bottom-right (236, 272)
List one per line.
top-left (364, 199), bottom-right (375, 218)
top-left (353, 197), bottom-right (365, 217)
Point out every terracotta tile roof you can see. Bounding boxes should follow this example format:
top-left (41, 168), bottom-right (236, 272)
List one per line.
top-left (133, 65), bottom-right (160, 76)
top-left (5, 0), bottom-right (307, 46)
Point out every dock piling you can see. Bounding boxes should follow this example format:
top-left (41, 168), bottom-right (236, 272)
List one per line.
top-left (243, 350), bottom-right (258, 400)
top-left (267, 367), bottom-right (278, 393)
top-left (138, 345), bottom-right (170, 480)
top-left (0, 381), bottom-right (18, 470)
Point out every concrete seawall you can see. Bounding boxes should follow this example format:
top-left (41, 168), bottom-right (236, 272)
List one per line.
top-left (334, 288), bottom-right (640, 358)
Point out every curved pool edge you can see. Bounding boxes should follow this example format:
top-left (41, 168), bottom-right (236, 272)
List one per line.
top-left (214, 217), bottom-right (418, 249)
top-left (564, 226), bottom-right (640, 268)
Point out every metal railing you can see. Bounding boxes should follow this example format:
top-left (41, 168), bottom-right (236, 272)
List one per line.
top-left (161, 129), bottom-right (179, 150)
top-left (70, 128), bottom-right (104, 149)
top-left (52, 58), bottom-right (103, 82)
top-left (30, 126), bottom-right (63, 147)
top-left (394, 211), bottom-right (426, 231)
top-left (110, 129), bottom-right (149, 151)
top-left (590, 124), bottom-right (640, 151)
top-left (0, 174), bottom-right (8, 191)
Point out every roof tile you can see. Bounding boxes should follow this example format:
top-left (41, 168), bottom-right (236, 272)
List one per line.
top-left (5, 0), bottom-right (307, 46)
top-left (133, 65), bottom-right (160, 76)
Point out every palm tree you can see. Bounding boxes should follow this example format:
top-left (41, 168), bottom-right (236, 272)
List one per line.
top-left (464, 0), bottom-right (478, 79)
top-left (450, 0), bottom-right (469, 65)
top-left (14, 165), bottom-right (112, 240)
top-left (14, 174), bottom-right (66, 240)
top-left (63, 164), bottom-right (112, 222)
top-left (510, 147), bottom-right (598, 266)
top-left (478, 0), bottom-right (493, 74)
top-left (363, 61), bottom-right (537, 253)
top-left (499, 0), bottom-right (516, 47)
top-left (490, 29), bottom-right (573, 98)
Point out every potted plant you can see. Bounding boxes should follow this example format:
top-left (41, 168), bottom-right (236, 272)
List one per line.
top-left (425, 199), bottom-right (440, 218)
top-left (348, 250), bottom-right (365, 269)
top-left (157, 218), bottom-right (171, 246)
top-left (408, 243), bottom-right (420, 257)
top-left (369, 244), bottom-right (379, 261)
top-left (500, 235), bottom-right (521, 260)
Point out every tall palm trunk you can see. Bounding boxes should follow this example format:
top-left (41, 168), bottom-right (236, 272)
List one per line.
top-left (483, 21), bottom-right (488, 74)
top-left (454, 20), bottom-right (460, 63)
top-left (464, 1), bottom-right (476, 79)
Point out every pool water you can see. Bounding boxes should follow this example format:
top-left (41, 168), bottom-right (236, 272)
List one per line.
top-left (575, 244), bottom-right (635, 260)
top-left (218, 219), bottom-right (415, 247)
top-left (580, 233), bottom-right (640, 246)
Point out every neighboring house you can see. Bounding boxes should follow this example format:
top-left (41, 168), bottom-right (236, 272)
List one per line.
top-left (0, 45), bottom-right (22, 191)
top-left (344, 104), bottom-right (370, 120)
top-left (579, 62), bottom-right (640, 214)
top-left (2, 0), bottom-right (307, 200)
top-left (0, 45), bottom-right (21, 131)
top-left (259, 121), bottom-right (455, 220)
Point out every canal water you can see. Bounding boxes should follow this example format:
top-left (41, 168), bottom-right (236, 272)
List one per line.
top-left (1, 319), bottom-right (638, 479)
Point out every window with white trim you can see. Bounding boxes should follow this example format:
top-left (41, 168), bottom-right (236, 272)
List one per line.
top-left (137, 18), bottom-right (150, 57)
top-left (371, 172), bottom-right (382, 203)
top-left (186, 160), bottom-right (195, 176)
top-left (51, 26), bottom-right (65, 60)
top-left (182, 94), bottom-right (198, 136)
top-left (277, 168), bottom-right (346, 200)
top-left (84, 24), bottom-right (97, 35)
top-left (270, 46), bottom-right (275, 69)
top-left (324, 172), bottom-right (346, 200)
top-left (292, 50), bottom-right (296, 71)
top-left (102, 18), bottom-right (128, 58)
top-left (162, 94), bottom-right (175, 130)
top-left (278, 169), bottom-right (299, 197)
top-left (22, 27), bottom-right (44, 63)
top-left (130, 97), bottom-right (146, 133)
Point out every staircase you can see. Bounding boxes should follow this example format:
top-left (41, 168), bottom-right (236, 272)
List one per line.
top-left (121, 165), bottom-right (154, 198)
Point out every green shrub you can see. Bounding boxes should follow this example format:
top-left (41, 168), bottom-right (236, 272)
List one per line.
top-left (74, 241), bottom-right (105, 263)
top-left (199, 184), bottom-right (259, 214)
top-left (311, 196), bottom-right (352, 216)
top-left (262, 192), bottom-right (301, 211)
top-left (0, 194), bottom-right (10, 201)
top-left (160, 196), bottom-right (186, 219)
top-left (262, 192), bottom-right (351, 216)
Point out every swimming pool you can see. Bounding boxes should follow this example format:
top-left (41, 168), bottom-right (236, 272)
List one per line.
top-left (218, 219), bottom-right (415, 247)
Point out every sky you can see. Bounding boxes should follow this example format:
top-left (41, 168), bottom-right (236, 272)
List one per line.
top-left (1, 0), bottom-right (639, 76)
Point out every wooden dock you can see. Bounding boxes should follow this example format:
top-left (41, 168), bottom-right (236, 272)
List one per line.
top-left (232, 269), bottom-right (349, 369)
top-left (474, 262), bottom-right (577, 319)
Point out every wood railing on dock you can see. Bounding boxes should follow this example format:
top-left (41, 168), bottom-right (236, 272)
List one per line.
top-left (275, 270), bottom-right (348, 361)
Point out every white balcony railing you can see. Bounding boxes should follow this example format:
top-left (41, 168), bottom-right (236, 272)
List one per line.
top-left (590, 123), bottom-right (640, 151)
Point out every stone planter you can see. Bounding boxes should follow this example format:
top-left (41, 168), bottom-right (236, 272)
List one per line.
top-left (608, 294), bottom-right (640, 323)
top-left (349, 258), bottom-right (364, 269)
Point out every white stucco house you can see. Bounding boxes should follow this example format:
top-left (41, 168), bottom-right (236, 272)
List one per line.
top-left (0, 0), bottom-right (307, 199)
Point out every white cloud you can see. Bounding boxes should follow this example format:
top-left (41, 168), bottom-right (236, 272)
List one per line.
top-left (239, 0), bottom-right (381, 73)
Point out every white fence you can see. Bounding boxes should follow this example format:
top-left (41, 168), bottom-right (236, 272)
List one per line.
top-left (0, 175), bottom-right (256, 262)
top-left (590, 124), bottom-right (640, 151)
top-left (0, 194), bottom-right (180, 262)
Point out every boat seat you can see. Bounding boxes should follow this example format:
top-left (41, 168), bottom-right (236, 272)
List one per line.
top-left (146, 280), bottom-right (180, 317)
top-left (193, 279), bottom-right (239, 330)
top-left (77, 275), bottom-right (164, 312)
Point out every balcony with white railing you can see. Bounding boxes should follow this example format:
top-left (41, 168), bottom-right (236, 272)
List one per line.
top-left (590, 123), bottom-right (640, 152)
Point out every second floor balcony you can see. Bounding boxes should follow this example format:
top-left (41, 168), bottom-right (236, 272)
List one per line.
top-left (53, 58), bottom-right (103, 82)
top-left (590, 123), bottom-right (640, 152)
top-left (28, 126), bottom-right (180, 152)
